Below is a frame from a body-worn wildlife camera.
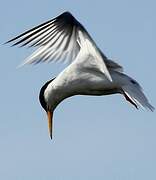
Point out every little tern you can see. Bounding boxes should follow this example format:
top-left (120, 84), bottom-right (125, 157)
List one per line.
top-left (6, 12), bottom-right (154, 139)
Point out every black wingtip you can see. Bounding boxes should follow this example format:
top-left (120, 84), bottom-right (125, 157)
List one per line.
top-left (60, 11), bottom-right (73, 16)
top-left (3, 39), bottom-right (14, 46)
top-left (3, 40), bottom-right (17, 47)
top-left (5, 35), bottom-right (22, 45)
top-left (57, 11), bottom-right (76, 22)
top-left (5, 11), bottom-right (79, 48)
top-left (5, 18), bottom-right (54, 46)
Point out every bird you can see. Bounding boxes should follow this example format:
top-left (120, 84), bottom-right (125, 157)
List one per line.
top-left (6, 11), bottom-right (154, 139)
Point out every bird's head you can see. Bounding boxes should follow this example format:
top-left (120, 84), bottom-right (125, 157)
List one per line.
top-left (39, 78), bottom-right (56, 140)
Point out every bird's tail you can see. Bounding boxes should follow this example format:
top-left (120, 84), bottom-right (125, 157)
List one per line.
top-left (122, 80), bottom-right (154, 111)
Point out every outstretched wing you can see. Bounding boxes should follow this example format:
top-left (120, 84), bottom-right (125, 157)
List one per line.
top-left (6, 11), bottom-right (112, 81)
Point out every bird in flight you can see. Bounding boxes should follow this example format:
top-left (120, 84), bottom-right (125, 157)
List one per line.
top-left (6, 11), bottom-right (154, 139)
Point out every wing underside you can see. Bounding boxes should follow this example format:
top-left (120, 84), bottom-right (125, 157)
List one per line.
top-left (7, 11), bottom-right (115, 80)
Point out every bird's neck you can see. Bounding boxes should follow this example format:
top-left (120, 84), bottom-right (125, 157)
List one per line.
top-left (44, 78), bottom-right (73, 111)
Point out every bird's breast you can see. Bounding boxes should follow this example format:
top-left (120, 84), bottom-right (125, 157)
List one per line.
top-left (44, 66), bottom-right (123, 110)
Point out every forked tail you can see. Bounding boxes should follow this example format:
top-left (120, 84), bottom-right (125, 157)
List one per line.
top-left (122, 81), bottom-right (154, 111)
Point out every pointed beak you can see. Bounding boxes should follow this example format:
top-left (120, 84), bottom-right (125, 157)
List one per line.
top-left (47, 110), bottom-right (53, 139)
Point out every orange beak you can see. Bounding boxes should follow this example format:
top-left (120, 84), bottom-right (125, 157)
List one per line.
top-left (47, 110), bottom-right (53, 139)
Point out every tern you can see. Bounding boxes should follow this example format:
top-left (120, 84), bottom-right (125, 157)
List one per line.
top-left (6, 12), bottom-right (154, 139)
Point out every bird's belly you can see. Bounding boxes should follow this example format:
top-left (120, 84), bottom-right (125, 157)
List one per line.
top-left (52, 69), bottom-right (122, 102)
top-left (64, 75), bottom-right (119, 96)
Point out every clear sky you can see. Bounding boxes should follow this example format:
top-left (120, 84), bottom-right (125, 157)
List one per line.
top-left (0, 0), bottom-right (156, 179)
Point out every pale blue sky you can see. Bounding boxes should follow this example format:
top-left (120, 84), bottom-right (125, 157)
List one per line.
top-left (0, 0), bottom-right (156, 179)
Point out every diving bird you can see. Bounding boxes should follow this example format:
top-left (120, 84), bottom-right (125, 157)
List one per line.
top-left (6, 11), bottom-right (154, 139)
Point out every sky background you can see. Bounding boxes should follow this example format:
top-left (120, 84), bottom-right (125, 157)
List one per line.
top-left (0, 0), bottom-right (156, 179)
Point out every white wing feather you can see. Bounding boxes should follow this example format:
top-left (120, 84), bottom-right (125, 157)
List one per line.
top-left (7, 11), bottom-right (112, 81)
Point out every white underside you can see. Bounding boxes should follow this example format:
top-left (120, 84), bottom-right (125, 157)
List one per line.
top-left (44, 52), bottom-right (154, 111)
